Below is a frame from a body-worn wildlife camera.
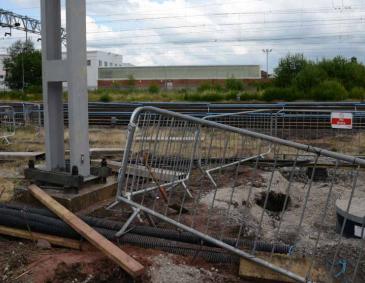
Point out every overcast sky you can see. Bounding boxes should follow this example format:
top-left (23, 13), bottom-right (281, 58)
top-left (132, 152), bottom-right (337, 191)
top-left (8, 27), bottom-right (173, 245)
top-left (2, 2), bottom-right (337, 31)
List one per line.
top-left (1, 0), bottom-right (365, 72)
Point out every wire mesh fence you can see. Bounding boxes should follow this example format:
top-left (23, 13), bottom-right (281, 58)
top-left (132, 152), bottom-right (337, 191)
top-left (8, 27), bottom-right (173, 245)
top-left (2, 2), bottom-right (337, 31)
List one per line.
top-left (204, 109), bottom-right (365, 157)
top-left (21, 103), bottom-right (42, 134)
top-left (113, 106), bottom-right (365, 283)
top-left (0, 105), bottom-right (16, 144)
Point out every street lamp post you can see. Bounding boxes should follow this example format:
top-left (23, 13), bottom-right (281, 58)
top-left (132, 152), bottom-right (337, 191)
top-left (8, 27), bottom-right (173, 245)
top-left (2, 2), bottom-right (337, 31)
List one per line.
top-left (262, 49), bottom-right (272, 78)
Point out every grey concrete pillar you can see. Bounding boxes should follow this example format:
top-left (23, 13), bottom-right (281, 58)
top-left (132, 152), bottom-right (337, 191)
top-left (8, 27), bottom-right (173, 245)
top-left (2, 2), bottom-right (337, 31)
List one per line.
top-left (40, 0), bottom-right (90, 177)
top-left (66, 0), bottom-right (90, 176)
top-left (41, 0), bottom-right (65, 171)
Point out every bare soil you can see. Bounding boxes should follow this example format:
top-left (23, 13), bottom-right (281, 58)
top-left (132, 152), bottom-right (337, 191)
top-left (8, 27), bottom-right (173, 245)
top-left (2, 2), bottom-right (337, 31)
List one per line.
top-left (0, 239), bottom-right (248, 283)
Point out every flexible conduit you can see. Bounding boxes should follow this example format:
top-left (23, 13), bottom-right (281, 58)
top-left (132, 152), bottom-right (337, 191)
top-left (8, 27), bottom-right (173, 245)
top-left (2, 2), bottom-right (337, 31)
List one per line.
top-left (0, 209), bottom-right (237, 263)
top-left (0, 204), bottom-right (291, 254)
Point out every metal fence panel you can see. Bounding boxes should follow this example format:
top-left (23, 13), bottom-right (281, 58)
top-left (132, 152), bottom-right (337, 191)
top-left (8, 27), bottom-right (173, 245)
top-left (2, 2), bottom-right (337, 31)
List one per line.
top-left (113, 107), bottom-right (365, 283)
top-left (0, 106), bottom-right (15, 144)
top-left (205, 109), bottom-right (365, 157)
top-left (22, 103), bottom-right (42, 132)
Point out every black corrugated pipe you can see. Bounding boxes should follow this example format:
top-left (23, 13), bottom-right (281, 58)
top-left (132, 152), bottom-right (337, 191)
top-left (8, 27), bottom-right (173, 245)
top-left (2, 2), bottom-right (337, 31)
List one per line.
top-left (0, 212), bottom-right (237, 263)
top-left (0, 204), bottom-right (292, 254)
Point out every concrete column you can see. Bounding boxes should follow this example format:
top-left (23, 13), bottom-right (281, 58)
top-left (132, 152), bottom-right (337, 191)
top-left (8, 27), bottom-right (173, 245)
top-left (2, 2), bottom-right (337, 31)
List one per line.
top-left (41, 0), bottom-right (65, 170)
top-left (66, 0), bottom-right (90, 176)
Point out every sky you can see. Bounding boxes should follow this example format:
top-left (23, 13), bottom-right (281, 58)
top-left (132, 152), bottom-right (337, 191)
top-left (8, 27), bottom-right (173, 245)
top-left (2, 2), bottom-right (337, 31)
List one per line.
top-left (1, 0), bottom-right (365, 72)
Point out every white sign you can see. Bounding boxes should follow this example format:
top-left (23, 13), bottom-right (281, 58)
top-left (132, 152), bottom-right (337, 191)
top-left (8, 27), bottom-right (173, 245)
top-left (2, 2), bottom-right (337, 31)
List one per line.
top-left (331, 112), bottom-right (353, 129)
top-left (355, 225), bottom-right (365, 239)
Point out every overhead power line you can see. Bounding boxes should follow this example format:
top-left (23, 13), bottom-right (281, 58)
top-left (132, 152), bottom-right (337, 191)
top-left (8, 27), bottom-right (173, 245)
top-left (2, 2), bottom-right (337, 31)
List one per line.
top-left (0, 8), bottom-right (66, 39)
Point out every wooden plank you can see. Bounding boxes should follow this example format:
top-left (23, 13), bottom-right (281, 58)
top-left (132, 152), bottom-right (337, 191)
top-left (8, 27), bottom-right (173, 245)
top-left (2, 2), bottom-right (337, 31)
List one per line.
top-left (28, 185), bottom-right (144, 278)
top-left (239, 253), bottom-right (330, 283)
top-left (0, 225), bottom-right (84, 250)
top-left (0, 152), bottom-right (45, 161)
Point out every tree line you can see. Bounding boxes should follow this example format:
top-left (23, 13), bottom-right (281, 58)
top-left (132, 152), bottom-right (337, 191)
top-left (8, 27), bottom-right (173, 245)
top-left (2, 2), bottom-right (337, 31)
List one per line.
top-left (264, 53), bottom-right (365, 101)
top-left (2, 40), bottom-right (365, 102)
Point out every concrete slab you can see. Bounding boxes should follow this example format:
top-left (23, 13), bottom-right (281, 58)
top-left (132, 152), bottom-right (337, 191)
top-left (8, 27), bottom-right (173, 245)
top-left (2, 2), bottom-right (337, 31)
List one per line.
top-left (20, 176), bottom-right (117, 212)
top-left (336, 196), bottom-right (365, 224)
top-left (0, 148), bottom-right (122, 161)
top-left (0, 152), bottom-right (45, 161)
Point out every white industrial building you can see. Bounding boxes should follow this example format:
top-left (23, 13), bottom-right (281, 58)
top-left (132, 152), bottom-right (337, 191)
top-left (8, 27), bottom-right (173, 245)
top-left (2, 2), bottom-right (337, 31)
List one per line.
top-left (62, 50), bottom-right (124, 89)
top-left (85, 51), bottom-right (124, 89)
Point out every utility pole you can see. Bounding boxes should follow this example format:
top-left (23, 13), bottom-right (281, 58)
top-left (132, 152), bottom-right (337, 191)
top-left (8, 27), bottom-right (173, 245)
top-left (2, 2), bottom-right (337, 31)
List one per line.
top-left (262, 49), bottom-right (272, 78)
top-left (22, 41), bottom-right (25, 93)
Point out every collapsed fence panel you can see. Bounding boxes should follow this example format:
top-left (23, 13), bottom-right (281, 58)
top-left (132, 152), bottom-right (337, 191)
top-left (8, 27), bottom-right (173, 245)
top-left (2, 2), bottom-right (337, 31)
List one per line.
top-left (0, 106), bottom-right (16, 144)
top-left (114, 106), bottom-right (365, 282)
top-left (113, 106), bottom-right (365, 282)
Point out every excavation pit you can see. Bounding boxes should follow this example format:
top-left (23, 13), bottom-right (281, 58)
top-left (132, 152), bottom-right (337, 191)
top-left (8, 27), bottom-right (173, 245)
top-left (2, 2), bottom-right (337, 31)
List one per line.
top-left (255, 191), bottom-right (291, 213)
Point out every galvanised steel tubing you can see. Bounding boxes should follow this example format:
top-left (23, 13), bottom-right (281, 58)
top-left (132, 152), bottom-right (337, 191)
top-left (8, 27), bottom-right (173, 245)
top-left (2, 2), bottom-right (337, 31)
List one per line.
top-left (128, 106), bottom-right (365, 167)
top-left (117, 110), bottom-right (200, 199)
top-left (117, 106), bottom-right (365, 282)
top-left (204, 155), bottom-right (263, 187)
top-left (125, 177), bottom-right (190, 198)
top-left (116, 195), bottom-right (307, 283)
top-left (201, 109), bottom-right (281, 182)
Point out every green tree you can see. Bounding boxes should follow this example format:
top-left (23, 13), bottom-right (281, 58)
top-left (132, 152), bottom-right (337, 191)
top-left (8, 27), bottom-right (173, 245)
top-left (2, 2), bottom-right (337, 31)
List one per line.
top-left (274, 53), bottom-right (307, 87)
top-left (318, 56), bottom-right (365, 90)
top-left (3, 40), bottom-right (42, 91)
top-left (293, 63), bottom-right (327, 96)
top-left (311, 80), bottom-right (348, 101)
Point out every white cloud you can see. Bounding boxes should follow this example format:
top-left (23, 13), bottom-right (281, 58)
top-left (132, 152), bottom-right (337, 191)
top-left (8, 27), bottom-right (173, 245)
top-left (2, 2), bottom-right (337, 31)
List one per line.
top-left (2, 0), bottom-right (365, 70)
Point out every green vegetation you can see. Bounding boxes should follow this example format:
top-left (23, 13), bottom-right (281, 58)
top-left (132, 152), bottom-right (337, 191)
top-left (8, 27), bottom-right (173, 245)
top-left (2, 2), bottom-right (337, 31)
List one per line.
top-left (99, 93), bottom-right (112, 102)
top-left (267, 53), bottom-right (365, 101)
top-left (148, 84), bottom-right (160, 94)
top-left (3, 40), bottom-right (42, 91)
top-left (1, 45), bottom-right (364, 103)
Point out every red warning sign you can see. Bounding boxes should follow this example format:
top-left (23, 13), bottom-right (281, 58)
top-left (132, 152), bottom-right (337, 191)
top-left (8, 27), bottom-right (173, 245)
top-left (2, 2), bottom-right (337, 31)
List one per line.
top-left (331, 112), bottom-right (353, 129)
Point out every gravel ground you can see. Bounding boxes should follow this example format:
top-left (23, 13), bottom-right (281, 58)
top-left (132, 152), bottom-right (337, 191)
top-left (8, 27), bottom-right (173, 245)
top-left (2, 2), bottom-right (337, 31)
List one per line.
top-left (200, 167), bottom-right (365, 282)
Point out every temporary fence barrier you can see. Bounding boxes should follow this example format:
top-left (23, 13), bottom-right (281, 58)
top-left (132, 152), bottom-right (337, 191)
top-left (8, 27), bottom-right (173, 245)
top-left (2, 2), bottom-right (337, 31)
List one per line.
top-left (21, 103), bottom-right (42, 134)
top-left (112, 106), bottom-right (365, 283)
top-left (0, 106), bottom-right (16, 144)
top-left (205, 109), bottom-right (365, 157)
top-left (273, 109), bottom-right (365, 156)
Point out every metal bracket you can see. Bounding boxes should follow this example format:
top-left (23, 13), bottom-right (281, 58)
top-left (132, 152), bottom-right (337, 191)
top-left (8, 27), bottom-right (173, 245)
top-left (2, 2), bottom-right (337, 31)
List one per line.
top-left (115, 208), bottom-right (141, 237)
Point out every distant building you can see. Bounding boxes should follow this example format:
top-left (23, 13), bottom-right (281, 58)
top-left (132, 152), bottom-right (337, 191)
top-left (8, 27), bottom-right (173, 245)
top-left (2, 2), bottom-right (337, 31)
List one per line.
top-left (2, 51), bottom-right (126, 91)
top-left (0, 54), bottom-right (9, 91)
top-left (85, 51), bottom-right (124, 89)
top-left (62, 51), bottom-right (125, 89)
top-left (98, 65), bottom-right (262, 90)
